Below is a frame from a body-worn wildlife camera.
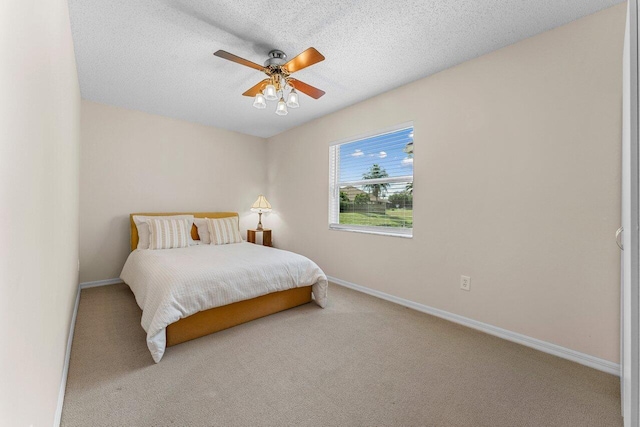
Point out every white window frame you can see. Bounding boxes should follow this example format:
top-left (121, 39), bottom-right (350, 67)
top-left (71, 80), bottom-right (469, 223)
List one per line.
top-left (329, 121), bottom-right (414, 238)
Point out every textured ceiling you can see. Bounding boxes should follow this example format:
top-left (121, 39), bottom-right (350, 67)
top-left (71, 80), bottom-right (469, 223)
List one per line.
top-left (68, 0), bottom-right (624, 138)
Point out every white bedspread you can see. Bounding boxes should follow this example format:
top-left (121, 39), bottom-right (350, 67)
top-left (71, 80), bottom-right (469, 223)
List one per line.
top-left (120, 243), bottom-right (327, 362)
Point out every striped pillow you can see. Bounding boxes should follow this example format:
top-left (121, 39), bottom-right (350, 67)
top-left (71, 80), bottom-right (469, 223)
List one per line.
top-left (146, 218), bottom-right (191, 250)
top-left (206, 217), bottom-right (242, 245)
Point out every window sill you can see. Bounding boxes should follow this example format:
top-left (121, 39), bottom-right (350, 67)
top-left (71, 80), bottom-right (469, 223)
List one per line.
top-left (329, 224), bottom-right (413, 238)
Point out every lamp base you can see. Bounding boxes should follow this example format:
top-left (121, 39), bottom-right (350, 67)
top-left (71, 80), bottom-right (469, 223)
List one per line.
top-left (256, 212), bottom-right (263, 230)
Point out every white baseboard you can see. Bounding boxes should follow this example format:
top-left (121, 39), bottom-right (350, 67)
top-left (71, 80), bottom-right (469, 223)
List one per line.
top-left (54, 278), bottom-right (122, 425)
top-left (54, 286), bottom-right (81, 427)
top-left (327, 276), bottom-right (620, 376)
top-left (79, 278), bottom-right (122, 289)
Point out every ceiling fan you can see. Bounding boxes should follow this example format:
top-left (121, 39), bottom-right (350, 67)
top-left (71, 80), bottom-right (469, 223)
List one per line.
top-left (213, 47), bottom-right (326, 115)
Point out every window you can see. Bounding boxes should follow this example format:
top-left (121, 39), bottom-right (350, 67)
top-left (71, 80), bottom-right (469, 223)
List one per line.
top-left (329, 122), bottom-right (414, 237)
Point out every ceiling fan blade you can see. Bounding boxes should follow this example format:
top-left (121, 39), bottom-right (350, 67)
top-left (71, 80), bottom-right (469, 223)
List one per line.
top-left (214, 50), bottom-right (264, 71)
top-left (284, 47), bottom-right (325, 74)
top-left (242, 79), bottom-right (269, 97)
top-left (289, 79), bottom-right (325, 99)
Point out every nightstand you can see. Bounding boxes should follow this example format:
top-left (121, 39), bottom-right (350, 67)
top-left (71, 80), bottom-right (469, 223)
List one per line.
top-left (247, 229), bottom-right (272, 247)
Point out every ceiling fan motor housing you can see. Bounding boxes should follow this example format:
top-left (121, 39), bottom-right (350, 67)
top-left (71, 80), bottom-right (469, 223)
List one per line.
top-left (264, 50), bottom-right (287, 67)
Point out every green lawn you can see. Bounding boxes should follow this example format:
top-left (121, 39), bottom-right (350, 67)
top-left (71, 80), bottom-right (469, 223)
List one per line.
top-left (339, 209), bottom-right (413, 228)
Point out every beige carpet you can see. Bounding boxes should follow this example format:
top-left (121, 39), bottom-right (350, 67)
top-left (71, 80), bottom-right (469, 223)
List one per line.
top-left (61, 283), bottom-right (622, 427)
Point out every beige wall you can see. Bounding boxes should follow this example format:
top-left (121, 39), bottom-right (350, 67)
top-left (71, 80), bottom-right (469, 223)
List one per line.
top-left (267, 4), bottom-right (626, 362)
top-left (79, 101), bottom-right (268, 282)
top-left (0, 0), bottom-right (80, 425)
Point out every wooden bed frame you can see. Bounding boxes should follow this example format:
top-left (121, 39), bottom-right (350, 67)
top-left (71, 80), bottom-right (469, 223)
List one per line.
top-left (129, 212), bottom-right (313, 347)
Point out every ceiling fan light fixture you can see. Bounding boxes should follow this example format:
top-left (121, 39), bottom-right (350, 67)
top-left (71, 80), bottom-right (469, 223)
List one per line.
top-left (264, 84), bottom-right (278, 101)
top-left (213, 47), bottom-right (326, 117)
top-left (286, 89), bottom-right (299, 108)
top-left (253, 92), bottom-right (267, 109)
top-left (275, 97), bottom-right (288, 116)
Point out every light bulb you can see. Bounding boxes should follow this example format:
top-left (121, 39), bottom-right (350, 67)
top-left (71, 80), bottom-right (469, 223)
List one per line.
top-left (253, 93), bottom-right (266, 109)
top-left (286, 89), bottom-right (299, 108)
top-left (275, 97), bottom-right (288, 116)
top-left (263, 84), bottom-right (278, 101)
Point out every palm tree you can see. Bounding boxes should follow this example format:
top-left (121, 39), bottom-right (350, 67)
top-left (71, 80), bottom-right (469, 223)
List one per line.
top-left (362, 164), bottom-right (389, 201)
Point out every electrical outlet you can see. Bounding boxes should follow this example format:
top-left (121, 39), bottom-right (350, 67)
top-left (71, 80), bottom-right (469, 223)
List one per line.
top-left (460, 275), bottom-right (471, 291)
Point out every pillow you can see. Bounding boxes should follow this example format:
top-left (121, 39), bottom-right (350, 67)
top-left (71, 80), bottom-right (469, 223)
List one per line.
top-left (133, 214), bottom-right (194, 249)
top-left (193, 218), bottom-right (211, 244)
top-left (146, 218), bottom-right (191, 250)
top-left (206, 217), bottom-right (242, 245)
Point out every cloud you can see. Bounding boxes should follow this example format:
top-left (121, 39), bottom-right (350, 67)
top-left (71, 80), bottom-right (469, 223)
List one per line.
top-left (378, 151), bottom-right (387, 158)
top-left (351, 149), bottom-right (364, 157)
top-left (401, 157), bottom-right (413, 167)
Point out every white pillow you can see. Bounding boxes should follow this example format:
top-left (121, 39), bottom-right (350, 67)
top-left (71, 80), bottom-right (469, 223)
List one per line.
top-left (206, 217), bottom-right (242, 245)
top-left (146, 218), bottom-right (191, 250)
top-left (133, 214), bottom-right (194, 249)
top-left (193, 218), bottom-right (211, 244)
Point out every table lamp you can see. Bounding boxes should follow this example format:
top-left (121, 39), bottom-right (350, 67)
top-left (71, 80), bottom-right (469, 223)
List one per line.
top-left (251, 195), bottom-right (272, 230)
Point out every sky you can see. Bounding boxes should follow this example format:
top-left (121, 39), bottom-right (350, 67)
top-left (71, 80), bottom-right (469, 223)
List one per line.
top-left (338, 127), bottom-right (414, 183)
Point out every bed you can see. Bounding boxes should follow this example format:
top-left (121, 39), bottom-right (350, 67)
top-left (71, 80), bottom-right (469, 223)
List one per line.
top-left (120, 212), bottom-right (328, 362)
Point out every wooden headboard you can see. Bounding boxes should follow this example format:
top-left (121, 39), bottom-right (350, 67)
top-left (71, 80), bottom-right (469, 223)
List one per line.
top-left (129, 212), bottom-right (238, 251)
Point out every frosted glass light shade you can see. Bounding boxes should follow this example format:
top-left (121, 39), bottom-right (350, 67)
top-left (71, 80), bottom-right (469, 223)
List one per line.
top-left (253, 93), bottom-right (266, 109)
top-left (275, 97), bottom-right (288, 116)
top-left (250, 195), bottom-right (272, 212)
top-left (286, 89), bottom-right (299, 108)
top-left (263, 84), bottom-right (278, 101)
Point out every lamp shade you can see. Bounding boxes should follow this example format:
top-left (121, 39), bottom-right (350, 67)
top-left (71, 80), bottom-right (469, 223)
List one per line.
top-left (275, 97), bottom-right (288, 116)
top-left (286, 89), bottom-right (299, 108)
top-left (253, 93), bottom-right (266, 109)
top-left (263, 84), bottom-right (278, 101)
top-left (250, 195), bottom-right (272, 212)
